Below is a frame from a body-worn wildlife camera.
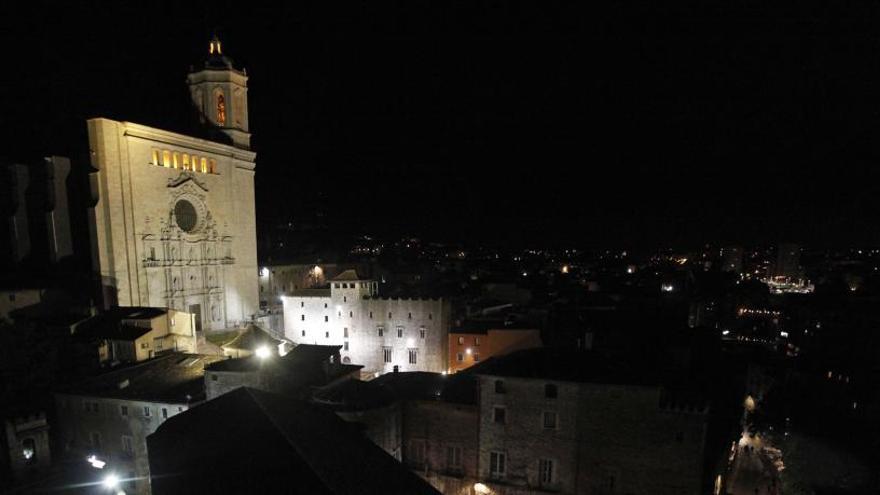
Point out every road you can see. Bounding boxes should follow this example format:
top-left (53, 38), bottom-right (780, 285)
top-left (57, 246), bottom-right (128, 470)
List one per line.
top-left (726, 433), bottom-right (780, 495)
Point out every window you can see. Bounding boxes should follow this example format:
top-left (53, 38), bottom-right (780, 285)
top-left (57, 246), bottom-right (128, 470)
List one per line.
top-left (429, 313), bottom-right (433, 320)
top-left (388, 312), bottom-right (392, 319)
top-left (151, 149), bottom-right (159, 166)
top-left (344, 327), bottom-right (349, 338)
top-left (397, 326), bottom-right (403, 338)
top-left (493, 406), bottom-right (506, 424)
top-left (545, 384), bottom-right (558, 399)
top-left (122, 435), bottom-right (134, 456)
top-left (325, 331), bottom-right (329, 338)
top-left (334, 283), bottom-right (340, 288)
top-left (143, 406), bottom-right (152, 418)
top-left (410, 440), bottom-right (426, 466)
top-left (474, 337), bottom-right (481, 346)
top-left (162, 150), bottom-right (171, 167)
top-left (369, 311), bottom-right (373, 319)
top-left (408, 348), bottom-right (418, 364)
top-left (458, 337), bottom-right (465, 345)
top-left (344, 341), bottom-right (349, 351)
top-left (420, 327), bottom-right (426, 339)
top-left (543, 411), bottom-right (558, 429)
top-left (301, 314), bottom-right (305, 321)
top-left (383, 347), bottom-right (392, 363)
top-left (301, 330), bottom-right (306, 337)
top-left (377, 326), bottom-right (384, 337)
top-left (343, 296), bottom-right (347, 303)
top-left (494, 380), bottom-right (505, 394)
top-left (162, 408), bottom-right (168, 419)
top-left (324, 316), bottom-right (329, 323)
top-left (324, 303), bottom-right (328, 308)
top-left (349, 311), bottom-right (353, 318)
top-left (490, 451), bottom-right (506, 478)
top-left (539, 459), bottom-right (555, 485)
top-left (182, 153), bottom-right (190, 169)
top-left (446, 445), bottom-right (462, 471)
top-left (90, 432), bottom-right (102, 450)
top-left (408, 312), bottom-right (412, 319)
top-left (120, 405), bottom-right (128, 417)
top-left (457, 353), bottom-right (463, 362)
top-left (473, 353), bottom-right (480, 362)
top-left (301, 301), bottom-right (304, 307)
top-left (173, 151), bottom-right (180, 168)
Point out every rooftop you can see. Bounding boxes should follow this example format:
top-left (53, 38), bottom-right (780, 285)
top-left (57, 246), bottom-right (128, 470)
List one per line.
top-left (332, 269), bottom-right (363, 282)
top-left (59, 353), bottom-right (223, 404)
top-left (148, 387), bottom-right (440, 494)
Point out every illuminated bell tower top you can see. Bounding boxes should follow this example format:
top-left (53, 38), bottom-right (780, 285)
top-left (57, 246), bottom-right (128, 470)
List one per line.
top-left (186, 35), bottom-right (251, 150)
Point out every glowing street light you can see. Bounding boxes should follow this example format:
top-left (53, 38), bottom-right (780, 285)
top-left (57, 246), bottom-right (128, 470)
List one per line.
top-left (103, 473), bottom-right (120, 489)
top-left (87, 454), bottom-right (106, 469)
top-left (255, 346), bottom-right (271, 359)
top-left (474, 483), bottom-right (492, 494)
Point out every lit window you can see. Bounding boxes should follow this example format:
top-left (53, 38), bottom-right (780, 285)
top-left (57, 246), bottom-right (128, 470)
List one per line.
top-left (151, 149), bottom-right (159, 166)
top-left (173, 152), bottom-right (180, 168)
top-left (182, 154), bottom-right (189, 169)
top-left (21, 438), bottom-right (36, 464)
top-left (162, 150), bottom-right (171, 168)
top-left (458, 337), bottom-right (465, 345)
top-left (201, 157), bottom-right (208, 173)
top-left (490, 451), bottom-right (506, 478)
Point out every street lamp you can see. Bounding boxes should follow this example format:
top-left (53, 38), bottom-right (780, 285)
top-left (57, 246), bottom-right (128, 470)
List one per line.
top-left (255, 345), bottom-right (271, 359)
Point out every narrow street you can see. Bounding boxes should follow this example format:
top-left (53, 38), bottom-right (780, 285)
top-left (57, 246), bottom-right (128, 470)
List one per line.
top-left (726, 432), bottom-right (781, 495)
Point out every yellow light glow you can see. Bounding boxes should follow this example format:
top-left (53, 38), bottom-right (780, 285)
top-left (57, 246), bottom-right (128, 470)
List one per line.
top-left (561, 265), bottom-right (569, 274)
top-left (173, 152), bottom-right (180, 169)
top-left (182, 154), bottom-right (189, 169)
top-left (474, 483), bottom-right (491, 494)
top-left (162, 150), bottom-right (171, 168)
top-left (151, 149), bottom-right (159, 166)
top-left (201, 157), bottom-right (208, 173)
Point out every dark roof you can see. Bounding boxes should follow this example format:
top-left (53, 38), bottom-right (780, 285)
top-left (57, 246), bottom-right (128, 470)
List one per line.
top-left (373, 371), bottom-right (478, 405)
top-left (471, 347), bottom-right (660, 386)
top-left (311, 378), bottom-right (396, 411)
top-left (451, 318), bottom-right (540, 335)
top-left (332, 269), bottom-right (362, 281)
top-left (148, 387), bottom-right (440, 495)
top-left (207, 344), bottom-right (342, 373)
top-left (58, 353), bottom-right (223, 404)
top-left (75, 306), bottom-right (170, 341)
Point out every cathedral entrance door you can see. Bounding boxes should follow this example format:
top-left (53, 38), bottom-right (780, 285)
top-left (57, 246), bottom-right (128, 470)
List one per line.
top-left (189, 304), bottom-right (203, 332)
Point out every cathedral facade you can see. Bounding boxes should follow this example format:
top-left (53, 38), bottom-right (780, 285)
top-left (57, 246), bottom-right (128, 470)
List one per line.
top-left (88, 38), bottom-right (258, 331)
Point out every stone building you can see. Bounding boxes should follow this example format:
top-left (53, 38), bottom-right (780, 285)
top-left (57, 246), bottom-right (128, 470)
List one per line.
top-left (448, 319), bottom-right (542, 374)
top-left (147, 387), bottom-right (441, 494)
top-left (77, 306), bottom-right (198, 364)
top-left (54, 353), bottom-right (222, 495)
top-left (205, 344), bottom-right (361, 400)
top-left (474, 348), bottom-right (712, 495)
top-left (1, 412), bottom-right (51, 485)
top-left (87, 37), bottom-right (257, 330)
top-left (282, 270), bottom-right (450, 376)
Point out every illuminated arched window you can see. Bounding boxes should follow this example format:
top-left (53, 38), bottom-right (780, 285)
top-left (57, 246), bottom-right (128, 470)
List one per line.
top-left (200, 158), bottom-right (208, 173)
top-left (182, 154), bottom-right (189, 170)
top-left (216, 93), bottom-right (226, 126)
top-left (162, 150), bottom-right (171, 168)
top-left (151, 149), bottom-right (159, 166)
top-left (173, 152), bottom-right (180, 169)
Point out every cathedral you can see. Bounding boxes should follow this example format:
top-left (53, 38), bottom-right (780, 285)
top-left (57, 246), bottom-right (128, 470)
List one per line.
top-left (88, 37), bottom-right (258, 331)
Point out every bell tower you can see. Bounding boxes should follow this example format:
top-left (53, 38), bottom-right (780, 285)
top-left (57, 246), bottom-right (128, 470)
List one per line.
top-left (187, 35), bottom-right (251, 149)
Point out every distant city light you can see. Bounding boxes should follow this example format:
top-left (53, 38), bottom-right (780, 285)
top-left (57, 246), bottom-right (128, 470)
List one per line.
top-left (779, 331), bottom-right (789, 338)
top-left (561, 265), bottom-right (570, 274)
top-left (260, 267), bottom-right (269, 277)
top-left (626, 266), bottom-right (635, 274)
top-left (721, 330), bottom-right (730, 336)
top-left (255, 346), bottom-right (271, 359)
top-left (661, 284), bottom-right (674, 292)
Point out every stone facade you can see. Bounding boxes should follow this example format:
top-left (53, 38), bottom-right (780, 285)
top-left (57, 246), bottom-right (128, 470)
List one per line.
top-left (476, 375), bottom-right (708, 495)
top-left (2, 412), bottom-right (51, 482)
top-left (282, 273), bottom-right (450, 375)
top-left (54, 394), bottom-right (190, 495)
top-left (87, 41), bottom-right (257, 331)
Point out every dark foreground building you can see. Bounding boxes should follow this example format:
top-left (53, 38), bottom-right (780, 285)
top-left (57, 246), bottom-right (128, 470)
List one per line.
top-left (147, 386), bottom-right (440, 494)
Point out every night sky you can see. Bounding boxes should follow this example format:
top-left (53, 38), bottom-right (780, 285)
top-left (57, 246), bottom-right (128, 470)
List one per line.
top-left (4, 2), bottom-right (880, 248)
